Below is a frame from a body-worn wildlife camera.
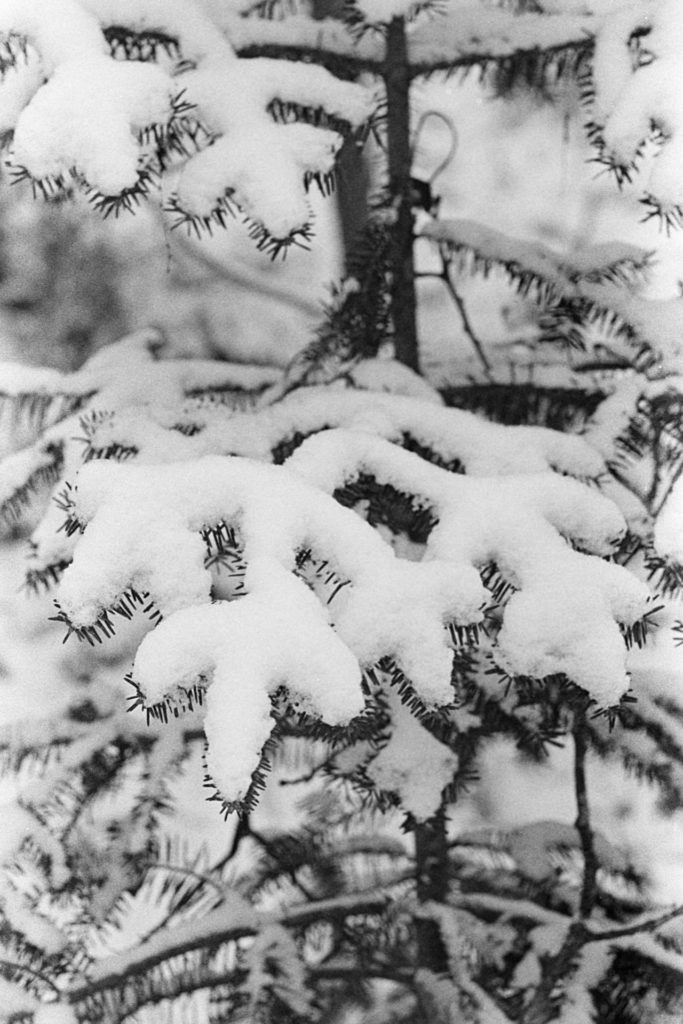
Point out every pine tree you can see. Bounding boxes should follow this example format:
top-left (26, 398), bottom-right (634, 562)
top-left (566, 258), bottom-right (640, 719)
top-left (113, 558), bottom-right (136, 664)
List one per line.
top-left (0, 2), bottom-right (682, 1022)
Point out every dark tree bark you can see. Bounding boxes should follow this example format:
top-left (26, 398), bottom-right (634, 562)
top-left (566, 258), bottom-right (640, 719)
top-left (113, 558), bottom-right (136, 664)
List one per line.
top-left (312, 0), bottom-right (369, 252)
top-left (385, 17), bottom-right (420, 372)
top-left (414, 811), bottom-right (450, 975)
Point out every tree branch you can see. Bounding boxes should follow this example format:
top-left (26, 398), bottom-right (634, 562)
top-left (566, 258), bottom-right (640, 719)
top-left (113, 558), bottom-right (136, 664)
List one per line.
top-left (419, 255), bottom-right (492, 375)
top-left (587, 904), bottom-right (683, 943)
top-left (67, 892), bottom-right (392, 1006)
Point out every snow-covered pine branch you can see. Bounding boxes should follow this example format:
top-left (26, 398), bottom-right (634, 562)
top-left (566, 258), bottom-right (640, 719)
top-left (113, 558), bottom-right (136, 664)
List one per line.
top-left (13, 381), bottom-right (644, 807)
top-left (2, 3), bottom-right (683, 1022)
top-left (419, 218), bottom-right (651, 309)
top-left (0, 0), bottom-right (373, 248)
top-left (4, 0), bottom-right (683, 251)
top-left (225, 3), bottom-right (595, 82)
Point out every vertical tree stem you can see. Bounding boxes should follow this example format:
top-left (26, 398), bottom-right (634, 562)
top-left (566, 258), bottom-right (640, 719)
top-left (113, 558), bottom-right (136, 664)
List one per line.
top-left (521, 706), bottom-right (597, 1024)
top-left (573, 704), bottom-right (598, 920)
top-left (385, 17), bottom-right (420, 372)
top-left (414, 811), bottom-right (450, 974)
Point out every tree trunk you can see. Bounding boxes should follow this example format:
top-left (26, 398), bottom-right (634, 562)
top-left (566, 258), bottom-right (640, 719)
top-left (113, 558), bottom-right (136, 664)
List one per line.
top-left (312, 0), bottom-right (369, 252)
top-left (384, 17), bottom-right (420, 372)
top-left (414, 811), bottom-right (450, 974)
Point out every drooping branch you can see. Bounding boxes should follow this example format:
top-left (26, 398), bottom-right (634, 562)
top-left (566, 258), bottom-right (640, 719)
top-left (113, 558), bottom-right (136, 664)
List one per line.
top-left (587, 904), bottom-right (683, 944)
top-left (67, 891), bottom-right (392, 1009)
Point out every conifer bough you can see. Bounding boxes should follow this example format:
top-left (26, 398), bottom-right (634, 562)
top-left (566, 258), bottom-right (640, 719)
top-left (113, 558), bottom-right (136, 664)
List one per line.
top-left (1, 2), bottom-right (683, 1023)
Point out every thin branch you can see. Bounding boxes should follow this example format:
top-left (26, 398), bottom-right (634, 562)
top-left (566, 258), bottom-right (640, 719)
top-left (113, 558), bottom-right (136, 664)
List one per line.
top-left (439, 261), bottom-right (492, 375)
top-left (248, 826), bottom-right (317, 900)
top-left (141, 861), bottom-right (227, 897)
top-left (234, 42), bottom-right (381, 78)
top-left (131, 815), bottom-right (250, 950)
top-left (587, 904), bottom-right (683, 943)
top-left (232, 39), bottom-right (595, 85)
top-left (0, 957), bottom-right (62, 996)
top-left (67, 891), bottom-right (392, 1005)
top-left (417, 258), bottom-right (492, 375)
top-left (171, 224), bottom-right (322, 318)
top-left (70, 957), bottom-right (411, 1022)
top-left (407, 37), bottom-right (594, 81)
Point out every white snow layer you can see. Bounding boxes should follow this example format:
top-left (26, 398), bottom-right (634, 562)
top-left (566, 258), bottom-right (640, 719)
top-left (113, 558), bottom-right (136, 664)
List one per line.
top-left (12, 56), bottom-right (173, 196)
top-left (134, 563), bottom-right (365, 799)
top-left (0, 0), bottom-right (372, 236)
top-left (353, 0), bottom-right (421, 23)
top-left (52, 421), bottom-right (650, 801)
top-left (594, 0), bottom-right (683, 209)
top-left (367, 690), bottom-right (458, 819)
top-left (82, 385), bottom-right (608, 477)
top-left (33, 1005), bottom-right (78, 1024)
top-left (0, 977), bottom-right (39, 1016)
top-left (5, 0), bottom-right (677, 232)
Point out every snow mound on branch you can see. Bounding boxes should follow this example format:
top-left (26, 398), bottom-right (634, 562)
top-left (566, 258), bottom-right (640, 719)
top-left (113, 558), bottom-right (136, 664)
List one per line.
top-left (579, 283), bottom-right (683, 375)
top-left (58, 451), bottom-right (484, 706)
top-left (0, 0), bottom-right (373, 237)
top-left (367, 690), bottom-right (458, 820)
top-left (289, 430), bottom-right (648, 703)
top-left (0, 329), bottom-right (281, 406)
top-left (52, 425), bottom-right (650, 801)
top-left (134, 561), bottom-right (364, 800)
top-left (506, 820), bottom-right (626, 881)
top-left (594, 0), bottom-right (683, 210)
top-left (85, 385), bottom-right (608, 478)
top-left (12, 56), bottom-right (173, 195)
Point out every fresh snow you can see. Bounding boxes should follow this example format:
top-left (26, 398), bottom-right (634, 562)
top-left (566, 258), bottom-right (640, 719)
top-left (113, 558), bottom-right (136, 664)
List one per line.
top-left (458, 820), bottom-right (627, 883)
top-left (0, 0), bottom-right (373, 237)
top-left (367, 689), bottom-right (458, 820)
top-left (353, 0), bottom-right (422, 23)
top-left (52, 424), bottom-right (648, 805)
top-left (12, 56), bottom-right (173, 196)
top-left (420, 219), bottom-right (649, 301)
top-left (0, 977), bottom-right (39, 1016)
top-left (80, 384), bottom-right (608, 477)
top-left (594, 0), bottom-right (683, 210)
top-left (134, 562), bottom-right (365, 799)
top-left (33, 1004), bottom-right (79, 1024)
top-left (0, 328), bottom-right (280, 404)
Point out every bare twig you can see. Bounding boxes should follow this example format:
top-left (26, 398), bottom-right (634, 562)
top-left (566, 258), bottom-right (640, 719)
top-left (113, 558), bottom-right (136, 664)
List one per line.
top-left (417, 258), bottom-right (492, 375)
